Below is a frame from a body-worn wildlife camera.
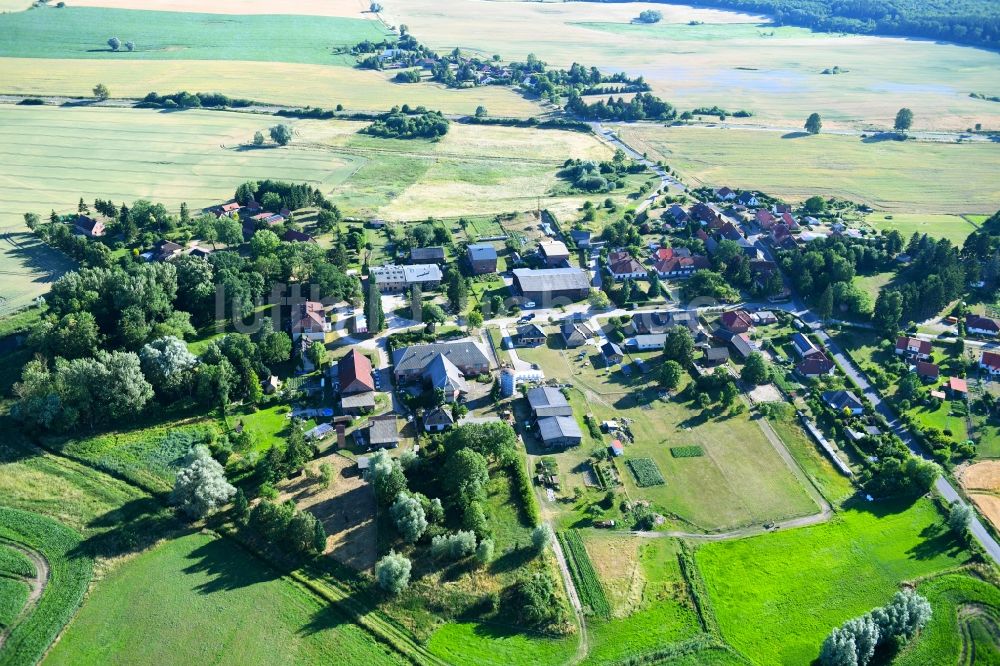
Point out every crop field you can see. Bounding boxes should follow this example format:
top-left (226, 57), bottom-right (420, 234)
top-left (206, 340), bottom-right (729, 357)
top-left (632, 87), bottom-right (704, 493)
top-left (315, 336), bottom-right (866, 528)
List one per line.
top-left (45, 532), bottom-right (408, 666)
top-left (625, 457), bottom-right (665, 487)
top-left (59, 0), bottom-right (371, 17)
top-left (516, 345), bottom-right (818, 531)
top-left (54, 421), bottom-right (221, 494)
top-left (894, 572), bottom-right (1000, 665)
top-left (697, 497), bottom-right (971, 665)
top-left (387, 0), bottom-right (1000, 132)
top-left (0, 7), bottom-right (389, 64)
top-left (0, 231), bottom-right (74, 316)
top-left (618, 125), bottom-right (1000, 216)
top-left (0, 545), bottom-right (34, 578)
top-left (0, 507), bottom-right (93, 666)
top-left (0, 578), bottom-right (30, 629)
top-left (0, 57), bottom-right (541, 116)
top-left (581, 536), bottom-right (703, 665)
top-left (557, 530), bottom-right (610, 618)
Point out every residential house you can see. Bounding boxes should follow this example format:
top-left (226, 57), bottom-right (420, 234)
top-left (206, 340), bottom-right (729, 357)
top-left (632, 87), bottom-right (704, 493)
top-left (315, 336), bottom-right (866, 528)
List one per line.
top-left (980, 351), bottom-right (1000, 376)
top-left (664, 205), bottom-right (689, 226)
top-left (512, 323), bottom-right (547, 347)
top-left (73, 214), bottom-right (106, 237)
top-left (537, 416), bottom-right (583, 449)
top-left (607, 250), bottom-right (646, 281)
top-left (424, 353), bottom-right (469, 402)
top-left (281, 229), bottom-right (316, 243)
top-left (791, 332), bottom-right (820, 359)
top-left (895, 336), bottom-right (932, 361)
top-left (720, 310), bottom-right (754, 334)
top-left (297, 337), bottom-right (316, 373)
top-left (366, 415), bottom-right (399, 449)
top-left (423, 405), bottom-right (455, 432)
top-left (715, 186), bottom-right (736, 201)
top-left (410, 246), bottom-right (446, 264)
top-left (626, 310), bottom-right (699, 337)
top-left (653, 254), bottom-right (710, 278)
top-left (467, 243), bottom-right (498, 275)
top-left (393, 341), bottom-right (491, 384)
top-left (262, 375), bottom-right (281, 395)
top-left (797, 353), bottom-right (835, 378)
top-left (561, 318), bottom-right (594, 348)
top-left (338, 349), bottom-right (375, 395)
top-left (212, 201), bottom-right (242, 218)
top-left (290, 301), bottom-right (330, 341)
top-left (704, 347), bottom-right (730, 366)
top-left (755, 209), bottom-right (777, 230)
top-left (370, 264), bottom-right (443, 293)
top-left (527, 386), bottom-right (574, 418)
top-left (916, 361), bottom-right (940, 381)
top-left (538, 240), bottom-right (570, 267)
top-left (967, 314), bottom-right (1000, 337)
top-left (570, 230), bottom-right (592, 248)
top-left (513, 268), bottom-right (591, 304)
top-left (823, 390), bottom-right (864, 415)
top-left (189, 246), bottom-right (213, 260)
top-left (601, 341), bottom-right (624, 364)
top-left (947, 377), bottom-right (968, 398)
top-left (737, 192), bottom-right (758, 207)
top-left (625, 334), bottom-right (667, 351)
top-left (730, 333), bottom-right (757, 359)
top-left (150, 239), bottom-right (183, 262)
top-left (690, 202), bottom-right (724, 226)
top-left (751, 311), bottom-right (777, 326)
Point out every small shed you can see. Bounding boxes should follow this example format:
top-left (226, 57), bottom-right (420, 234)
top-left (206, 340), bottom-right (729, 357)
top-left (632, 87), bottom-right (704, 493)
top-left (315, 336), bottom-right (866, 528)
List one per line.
top-left (609, 440), bottom-right (624, 457)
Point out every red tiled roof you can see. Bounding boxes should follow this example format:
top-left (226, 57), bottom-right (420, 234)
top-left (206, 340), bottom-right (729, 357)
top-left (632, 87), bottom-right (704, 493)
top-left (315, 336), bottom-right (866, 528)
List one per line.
top-left (338, 349), bottom-right (375, 393)
top-left (967, 314), bottom-right (1000, 332)
top-left (916, 361), bottom-right (939, 378)
top-left (797, 353), bottom-right (834, 376)
top-left (721, 310), bottom-right (754, 332)
top-left (895, 336), bottom-right (932, 355)
top-left (982, 351), bottom-right (1000, 370)
top-left (948, 377), bottom-right (968, 393)
top-left (291, 301), bottom-right (326, 334)
top-left (654, 255), bottom-right (710, 274)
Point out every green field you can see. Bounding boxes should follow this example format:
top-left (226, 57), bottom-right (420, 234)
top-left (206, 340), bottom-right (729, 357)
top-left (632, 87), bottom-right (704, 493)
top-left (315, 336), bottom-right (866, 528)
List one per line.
top-left (697, 497), bottom-right (971, 665)
top-left (0, 7), bottom-right (388, 64)
top-left (894, 572), bottom-right (1000, 665)
top-left (0, 507), bottom-right (93, 666)
top-left (0, 543), bottom-right (35, 578)
top-left (0, 578), bottom-right (30, 629)
top-left (426, 622), bottom-right (577, 666)
top-left (620, 125), bottom-right (1000, 216)
top-left (581, 536), bottom-right (704, 665)
top-left (45, 532), bottom-right (408, 666)
top-left (866, 212), bottom-right (981, 244)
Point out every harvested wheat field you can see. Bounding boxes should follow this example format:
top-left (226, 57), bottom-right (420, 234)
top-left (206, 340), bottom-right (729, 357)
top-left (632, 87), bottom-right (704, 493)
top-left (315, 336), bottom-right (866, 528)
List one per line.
top-left (959, 461), bottom-right (1000, 532)
top-left (63, 0), bottom-right (372, 17)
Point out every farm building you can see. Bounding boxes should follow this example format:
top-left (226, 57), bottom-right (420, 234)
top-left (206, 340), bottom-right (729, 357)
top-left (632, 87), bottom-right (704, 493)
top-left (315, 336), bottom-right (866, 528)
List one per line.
top-left (538, 240), bottom-right (570, 267)
top-left (513, 268), bottom-right (591, 304)
top-left (365, 415), bottom-right (399, 449)
top-left (537, 415), bottom-right (583, 449)
top-left (340, 392), bottom-right (376, 415)
top-left (393, 341), bottom-right (491, 384)
top-left (410, 246), bottom-right (446, 264)
top-left (527, 386), bottom-right (573, 418)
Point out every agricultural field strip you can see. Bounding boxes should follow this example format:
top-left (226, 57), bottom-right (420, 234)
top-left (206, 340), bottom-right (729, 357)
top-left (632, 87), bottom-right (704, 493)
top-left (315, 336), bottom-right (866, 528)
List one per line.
top-left (557, 530), bottom-right (611, 618)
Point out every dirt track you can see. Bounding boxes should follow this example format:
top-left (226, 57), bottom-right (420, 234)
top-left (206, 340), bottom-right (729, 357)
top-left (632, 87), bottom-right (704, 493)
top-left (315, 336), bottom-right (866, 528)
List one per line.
top-left (0, 540), bottom-right (50, 649)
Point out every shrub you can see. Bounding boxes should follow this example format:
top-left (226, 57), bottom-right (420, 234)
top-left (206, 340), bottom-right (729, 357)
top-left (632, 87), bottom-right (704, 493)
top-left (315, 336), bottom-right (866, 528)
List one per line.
top-left (430, 530), bottom-right (477, 561)
top-left (375, 551), bottom-right (411, 594)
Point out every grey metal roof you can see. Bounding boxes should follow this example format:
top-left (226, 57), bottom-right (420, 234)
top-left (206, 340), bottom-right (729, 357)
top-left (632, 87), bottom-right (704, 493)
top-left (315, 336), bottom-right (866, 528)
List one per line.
top-left (527, 387), bottom-right (573, 418)
top-left (425, 353), bottom-right (468, 394)
top-left (467, 243), bottom-right (498, 261)
top-left (514, 268), bottom-right (590, 293)
top-left (515, 323), bottom-right (546, 339)
top-left (537, 415), bottom-right (582, 443)
top-left (393, 341), bottom-right (491, 375)
top-left (341, 393), bottom-right (376, 409)
top-left (411, 246), bottom-right (445, 261)
top-left (369, 417), bottom-right (399, 445)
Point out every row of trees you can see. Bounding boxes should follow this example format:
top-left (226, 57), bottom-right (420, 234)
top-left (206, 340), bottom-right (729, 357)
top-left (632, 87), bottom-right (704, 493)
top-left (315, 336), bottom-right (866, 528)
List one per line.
top-left (820, 590), bottom-right (931, 666)
top-left (361, 109), bottom-right (449, 139)
top-left (804, 108), bottom-right (913, 135)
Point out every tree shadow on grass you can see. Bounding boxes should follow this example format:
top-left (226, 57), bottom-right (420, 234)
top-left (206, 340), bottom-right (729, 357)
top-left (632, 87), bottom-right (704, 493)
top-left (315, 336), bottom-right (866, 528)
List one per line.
top-left (183, 537), bottom-right (282, 594)
top-left (781, 131), bottom-right (810, 139)
top-left (72, 497), bottom-right (179, 561)
top-left (488, 546), bottom-right (535, 574)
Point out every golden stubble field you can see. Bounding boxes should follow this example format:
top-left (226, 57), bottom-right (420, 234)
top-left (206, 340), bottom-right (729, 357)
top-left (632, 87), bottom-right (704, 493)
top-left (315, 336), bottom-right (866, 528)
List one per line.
top-left (384, 0), bottom-right (1000, 132)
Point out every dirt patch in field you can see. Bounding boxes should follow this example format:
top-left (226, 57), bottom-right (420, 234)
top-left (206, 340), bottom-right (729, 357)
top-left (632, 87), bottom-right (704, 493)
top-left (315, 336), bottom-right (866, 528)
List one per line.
top-left (278, 452), bottom-right (376, 571)
top-left (582, 533), bottom-right (644, 617)
top-left (66, 0), bottom-right (371, 17)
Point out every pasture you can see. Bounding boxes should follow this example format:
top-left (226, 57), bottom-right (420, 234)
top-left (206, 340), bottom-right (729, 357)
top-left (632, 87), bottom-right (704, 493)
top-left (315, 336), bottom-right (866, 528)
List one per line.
top-left (45, 532), bottom-right (408, 666)
top-left (0, 7), bottom-right (388, 64)
top-left (865, 213), bottom-right (981, 244)
top-left (515, 343), bottom-right (819, 532)
top-left (388, 0), bottom-right (1000, 131)
top-left (618, 125), bottom-right (1000, 217)
top-left (697, 497), bottom-right (970, 665)
top-left (62, 0), bottom-right (372, 17)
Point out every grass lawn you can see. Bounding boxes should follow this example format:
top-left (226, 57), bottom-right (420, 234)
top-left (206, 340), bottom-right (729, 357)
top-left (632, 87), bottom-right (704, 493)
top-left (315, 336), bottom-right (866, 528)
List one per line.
top-left (45, 532), bottom-right (408, 666)
top-left (853, 271), bottom-right (895, 302)
top-left (894, 571), bottom-right (1000, 665)
top-left (866, 212), bottom-right (980, 244)
top-left (518, 344), bottom-right (818, 531)
top-left (0, 7), bottom-right (389, 64)
top-left (581, 535), bottom-right (703, 665)
top-left (697, 497), bottom-right (971, 665)
top-left (764, 403), bottom-right (856, 505)
top-left (620, 125), bottom-right (1000, 217)
top-left (228, 403), bottom-right (314, 456)
top-left (426, 622), bottom-right (577, 666)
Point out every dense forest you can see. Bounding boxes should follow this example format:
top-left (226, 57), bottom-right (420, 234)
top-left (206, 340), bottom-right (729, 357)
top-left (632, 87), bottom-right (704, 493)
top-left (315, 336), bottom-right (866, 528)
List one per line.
top-left (584, 0), bottom-right (1000, 49)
